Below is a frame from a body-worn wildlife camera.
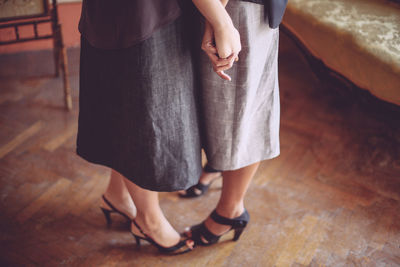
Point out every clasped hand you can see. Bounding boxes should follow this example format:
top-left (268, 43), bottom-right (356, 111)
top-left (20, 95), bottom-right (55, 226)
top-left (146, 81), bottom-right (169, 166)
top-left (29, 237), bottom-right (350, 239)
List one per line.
top-left (201, 20), bottom-right (241, 81)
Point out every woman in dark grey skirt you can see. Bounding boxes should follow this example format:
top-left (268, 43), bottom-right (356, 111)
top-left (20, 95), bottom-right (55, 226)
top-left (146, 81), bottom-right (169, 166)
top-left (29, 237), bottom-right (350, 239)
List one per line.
top-left (76, 0), bottom-right (242, 254)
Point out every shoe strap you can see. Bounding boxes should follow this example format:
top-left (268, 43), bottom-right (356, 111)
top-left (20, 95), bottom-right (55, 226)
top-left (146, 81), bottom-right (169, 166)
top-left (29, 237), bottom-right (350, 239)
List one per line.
top-left (102, 195), bottom-right (130, 220)
top-left (131, 219), bottom-right (149, 239)
top-left (204, 163), bottom-right (221, 173)
top-left (210, 209), bottom-right (250, 228)
top-left (132, 220), bottom-right (192, 254)
top-left (159, 239), bottom-right (192, 254)
top-left (191, 222), bottom-right (220, 245)
top-left (194, 182), bottom-right (210, 191)
top-left (102, 195), bottom-right (118, 211)
top-left (182, 182), bottom-right (209, 197)
top-left (199, 223), bottom-right (220, 242)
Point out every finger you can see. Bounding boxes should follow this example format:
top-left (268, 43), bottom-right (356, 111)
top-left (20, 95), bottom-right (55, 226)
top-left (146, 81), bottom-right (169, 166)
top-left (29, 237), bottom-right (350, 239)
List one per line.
top-left (213, 67), bottom-right (231, 80)
top-left (211, 53), bottom-right (235, 67)
top-left (206, 52), bottom-right (221, 66)
top-left (213, 58), bottom-right (235, 72)
top-left (217, 71), bottom-right (230, 81)
top-left (216, 70), bottom-right (231, 81)
top-left (202, 42), bottom-right (217, 54)
top-left (214, 53), bottom-right (234, 65)
top-left (226, 53), bottom-right (238, 62)
top-left (218, 53), bottom-right (235, 60)
top-left (218, 51), bottom-right (231, 59)
top-left (206, 51), bottom-right (233, 67)
top-left (215, 57), bottom-right (233, 67)
top-left (206, 43), bottom-right (217, 53)
top-left (214, 62), bottom-right (234, 72)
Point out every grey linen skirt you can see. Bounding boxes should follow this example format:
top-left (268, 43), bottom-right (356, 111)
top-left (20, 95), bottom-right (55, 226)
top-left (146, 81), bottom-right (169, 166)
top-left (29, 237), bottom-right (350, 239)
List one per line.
top-left (198, 0), bottom-right (281, 171)
top-left (76, 16), bottom-right (202, 192)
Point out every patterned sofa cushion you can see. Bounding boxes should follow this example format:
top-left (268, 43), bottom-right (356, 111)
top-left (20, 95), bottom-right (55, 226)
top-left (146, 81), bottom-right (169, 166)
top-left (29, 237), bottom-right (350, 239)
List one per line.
top-left (282, 0), bottom-right (400, 106)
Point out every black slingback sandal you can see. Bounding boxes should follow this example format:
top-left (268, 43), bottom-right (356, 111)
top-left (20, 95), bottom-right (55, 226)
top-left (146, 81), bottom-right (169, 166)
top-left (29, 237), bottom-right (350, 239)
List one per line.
top-left (179, 164), bottom-right (222, 198)
top-left (130, 219), bottom-right (195, 255)
top-left (179, 181), bottom-right (215, 198)
top-left (184, 209), bottom-right (250, 246)
top-left (100, 195), bottom-right (131, 226)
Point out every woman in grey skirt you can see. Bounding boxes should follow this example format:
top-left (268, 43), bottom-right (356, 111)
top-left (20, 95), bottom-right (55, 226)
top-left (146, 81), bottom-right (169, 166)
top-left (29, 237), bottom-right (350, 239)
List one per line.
top-left (76, 0), bottom-right (244, 254)
top-left (182, 0), bottom-right (286, 246)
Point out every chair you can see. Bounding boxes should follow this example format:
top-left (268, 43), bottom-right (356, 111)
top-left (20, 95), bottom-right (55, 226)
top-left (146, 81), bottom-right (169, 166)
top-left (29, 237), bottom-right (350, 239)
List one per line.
top-left (0, 0), bottom-right (72, 111)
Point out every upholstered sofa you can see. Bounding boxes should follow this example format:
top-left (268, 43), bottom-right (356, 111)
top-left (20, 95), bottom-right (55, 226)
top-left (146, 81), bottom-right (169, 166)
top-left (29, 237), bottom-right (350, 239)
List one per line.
top-left (281, 0), bottom-right (400, 106)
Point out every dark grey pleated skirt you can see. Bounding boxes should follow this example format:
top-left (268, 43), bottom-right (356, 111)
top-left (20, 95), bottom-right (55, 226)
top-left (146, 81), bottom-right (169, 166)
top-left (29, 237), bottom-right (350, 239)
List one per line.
top-left (76, 16), bottom-right (202, 192)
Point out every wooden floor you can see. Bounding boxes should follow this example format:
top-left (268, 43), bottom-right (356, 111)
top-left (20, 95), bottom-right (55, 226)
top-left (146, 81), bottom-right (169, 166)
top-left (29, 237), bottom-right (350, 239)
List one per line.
top-left (0, 32), bottom-right (399, 267)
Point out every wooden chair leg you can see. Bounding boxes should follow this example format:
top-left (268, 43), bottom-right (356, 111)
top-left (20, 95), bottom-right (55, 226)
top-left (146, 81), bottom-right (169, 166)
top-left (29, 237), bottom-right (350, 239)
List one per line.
top-left (61, 45), bottom-right (72, 110)
top-left (52, 28), bottom-right (60, 78)
top-left (55, 24), bottom-right (72, 111)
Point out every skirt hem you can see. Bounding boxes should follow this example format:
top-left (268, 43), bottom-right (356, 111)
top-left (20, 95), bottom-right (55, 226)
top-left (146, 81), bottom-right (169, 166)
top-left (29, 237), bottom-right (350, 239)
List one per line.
top-left (75, 148), bottom-right (200, 192)
top-left (206, 150), bottom-right (280, 172)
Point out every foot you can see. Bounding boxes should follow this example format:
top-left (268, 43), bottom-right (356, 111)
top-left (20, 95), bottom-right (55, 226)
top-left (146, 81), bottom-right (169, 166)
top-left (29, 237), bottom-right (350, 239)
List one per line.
top-left (178, 170), bottom-right (221, 197)
top-left (184, 205), bottom-right (249, 246)
top-left (204, 206), bottom-right (244, 236)
top-left (131, 212), bottom-right (189, 248)
top-left (187, 204), bottom-right (245, 239)
top-left (101, 191), bottom-right (136, 220)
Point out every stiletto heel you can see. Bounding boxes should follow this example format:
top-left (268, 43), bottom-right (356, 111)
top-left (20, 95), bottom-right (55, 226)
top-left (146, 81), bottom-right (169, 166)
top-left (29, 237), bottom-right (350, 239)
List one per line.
top-left (130, 219), bottom-right (194, 255)
top-left (233, 227), bottom-right (245, 241)
top-left (185, 208), bottom-right (250, 246)
top-left (99, 195), bottom-right (131, 226)
top-left (132, 233), bottom-right (141, 247)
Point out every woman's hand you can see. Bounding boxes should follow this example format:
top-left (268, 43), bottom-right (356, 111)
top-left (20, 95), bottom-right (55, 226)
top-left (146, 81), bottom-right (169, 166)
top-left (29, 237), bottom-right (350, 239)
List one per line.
top-left (191, 0), bottom-right (240, 80)
top-left (201, 20), bottom-right (240, 81)
top-left (213, 22), bottom-right (241, 60)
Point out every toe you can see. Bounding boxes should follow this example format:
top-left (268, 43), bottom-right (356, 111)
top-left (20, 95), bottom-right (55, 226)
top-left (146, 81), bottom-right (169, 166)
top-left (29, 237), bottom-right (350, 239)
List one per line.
top-left (186, 239), bottom-right (195, 250)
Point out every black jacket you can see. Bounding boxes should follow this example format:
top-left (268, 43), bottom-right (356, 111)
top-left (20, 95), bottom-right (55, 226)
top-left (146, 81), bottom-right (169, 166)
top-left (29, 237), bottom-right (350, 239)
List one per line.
top-left (241, 0), bottom-right (288, 29)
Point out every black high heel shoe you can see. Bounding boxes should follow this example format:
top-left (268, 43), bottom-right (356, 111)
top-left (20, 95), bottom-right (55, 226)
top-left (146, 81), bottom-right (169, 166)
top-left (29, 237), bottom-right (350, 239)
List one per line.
top-left (185, 209), bottom-right (250, 246)
top-left (178, 181), bottom-right (215, 198)
top-left (100, 195), bottom-right (131, 226)
top-left (130, 219), bottom-right (194, 255)
top-left (178, 164), bottom-right (222, 198)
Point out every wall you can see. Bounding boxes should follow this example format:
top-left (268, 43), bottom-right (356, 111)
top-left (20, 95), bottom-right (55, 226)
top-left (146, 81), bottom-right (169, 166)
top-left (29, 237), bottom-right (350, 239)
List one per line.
top-left (0, 2), bottom-right (82, 54)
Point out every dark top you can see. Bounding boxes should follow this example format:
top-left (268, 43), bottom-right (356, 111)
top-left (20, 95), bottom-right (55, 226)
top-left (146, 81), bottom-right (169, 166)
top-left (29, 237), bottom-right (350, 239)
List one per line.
top-left (78, 0), bottom-right (181, 49)
top-left (78, 0), bottom-right (287, 50)
top-left (242, 0), bottom-right (288, 28)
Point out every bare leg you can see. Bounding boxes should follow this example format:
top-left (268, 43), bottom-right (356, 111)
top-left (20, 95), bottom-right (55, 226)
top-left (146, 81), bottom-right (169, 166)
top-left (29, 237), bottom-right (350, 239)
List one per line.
top-left (123, 178), bottom-right (183, 247)
top-left (101, 169), bottom-right (136, 219)
top-left (199, 170), bottom-right (221, 185)
top-left (204, 161), bottom-right (260, 235)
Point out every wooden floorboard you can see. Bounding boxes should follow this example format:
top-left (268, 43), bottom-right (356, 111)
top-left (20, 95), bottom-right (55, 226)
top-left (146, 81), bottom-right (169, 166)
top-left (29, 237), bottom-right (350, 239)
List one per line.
top-left (0, 32), bottom-right (399, 266)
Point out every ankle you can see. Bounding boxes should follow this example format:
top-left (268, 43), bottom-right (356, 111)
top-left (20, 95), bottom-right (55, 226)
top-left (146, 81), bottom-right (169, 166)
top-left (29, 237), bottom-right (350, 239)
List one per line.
top-left (215, 202), bottom-right (245, 218)
top-left (133, 211), bottom-right (181, 247)
top-left (103, 190), bottom-right (131, 205)
top-left (135, 210), bottom-right (163, 231)
top-left (200, 171), bottom-right (221, 184)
